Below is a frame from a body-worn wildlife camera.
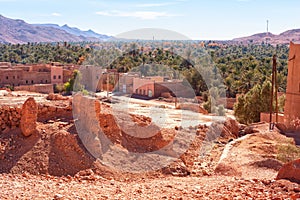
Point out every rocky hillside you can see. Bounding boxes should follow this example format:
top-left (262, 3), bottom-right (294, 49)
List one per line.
top-left (36, 24), bottom-right (111, 40)
top-left (233, 29), bottom-right (300, 45)
top-left (0, 15), bottom-right (109, 44)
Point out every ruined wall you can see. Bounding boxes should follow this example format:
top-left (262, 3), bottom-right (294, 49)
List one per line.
top-left (0, 105), bottom-right (21, 133)
top-left (0, 99), bottom-right (72, 133)
top-left (284, 42), bottom-right (300, 128)
top-left (73, 94), bottom-right (176, 156)
top-left (14, 84), bottom-right (54, 94)
top-left (37, 102), bottom-right (72, 121)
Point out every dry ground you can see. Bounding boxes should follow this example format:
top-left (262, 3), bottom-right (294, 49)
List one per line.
top-left (0, 91), bottom-right (300, 199)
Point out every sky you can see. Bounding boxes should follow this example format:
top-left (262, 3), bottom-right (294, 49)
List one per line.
top-left (1, 0), bottom-right (300, 40)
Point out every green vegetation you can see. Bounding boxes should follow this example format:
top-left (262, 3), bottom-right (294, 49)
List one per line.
top-left (63, 70), bottom-right (86, 95)
top-left (0, 42), bottom-right (289, 96)
top-left (0, 42), bottom-right (289, 122)
top-left (234, 80), bottom-right (272, 124)
top-left (234, 79), bottom-right (286, 124)
top-left (212, 44), bottom-right (288, 96)
top-left (0, 42), bottom-right (89, 64)
top-left (277, 143), bottom-right (300, 163)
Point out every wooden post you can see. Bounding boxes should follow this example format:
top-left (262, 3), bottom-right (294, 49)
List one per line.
top-left (269, 55), bottom-right (277, 130)
top-left (274, 55), bottom-right (278, 123)
top-left (269, 55), bottom-right (275, 130)
top-left (106, 72), bottom-right (109, 97)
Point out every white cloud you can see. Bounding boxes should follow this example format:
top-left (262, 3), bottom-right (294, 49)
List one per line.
top-left (135, 0), bottom-right (187, 8)
top-left (51, 12), bottom-right (61, 17)
top-left (135, 2), bottom-right (175, 8)
top-left (96, 10), bottom-right (180, 20)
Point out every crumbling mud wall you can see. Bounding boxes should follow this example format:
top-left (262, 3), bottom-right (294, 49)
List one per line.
top-left (37, 103), bottom-right (72, 121)
top-left (73, 94), bottom-right (177, 156)
top-left (0, 98), bottom-right (72, 134)
top-left (0, 105), bottom-right (21, 133)
top-left (20, 97), bottom-right (38, 136)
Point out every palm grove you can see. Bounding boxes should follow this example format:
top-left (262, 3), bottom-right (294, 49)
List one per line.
top-left (0, 42), bottom-right (289, 124)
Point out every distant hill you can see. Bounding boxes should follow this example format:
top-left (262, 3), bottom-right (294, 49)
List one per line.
top-left (0, 15), bottom-right (110, 44)
top-left (233, 29), bottom-right (300, 45)
top-left (1, 14), bottom-right (300, 45)
top-left (36, 24), bottom-right (111, 40)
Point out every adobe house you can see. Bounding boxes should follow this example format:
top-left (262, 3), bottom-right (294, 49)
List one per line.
top-left (118, 73), bottom-right (140, 94)
top-left (133, 77), bottom-right (156, 98)
top-left (0, 63), bottom-right (77, 90)
top-left (0, 64), bottom-right (51, 87)
top-left (79, 65), bottom-right (108, 92)
top-left (132, 76), bottom-right (195, 99)
top-left (51, 66), bottom-right (63, 85)
top-left (284, 42), bottom-right (300, 128)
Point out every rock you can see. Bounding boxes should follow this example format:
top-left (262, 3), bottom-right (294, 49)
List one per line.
top-left (244, 126), bottom-right (259, 135)
top-left (208, 118), bottom-right (240, 141)
top-left (2, 127), bottom-right (10, 134)
top-left (224, 118), bottom-right (239, 138)
top-left (162, 160), bottom-right (190, 177)
top-left (215, 163), bottom-right (242, 176)
top-left (20, 97), bottom-right (38, 137)
top-left (54, 194), bottom-right (64, 200)
top-left (48, 106), bottom-right (57, 112)
top-left (46, 93), bottom-right (68, 101)
top-left (276, 159), bottom-right (300, 184)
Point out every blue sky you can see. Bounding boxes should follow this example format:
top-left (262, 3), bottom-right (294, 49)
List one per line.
top-left (1, 0), bottom-right (300, 40)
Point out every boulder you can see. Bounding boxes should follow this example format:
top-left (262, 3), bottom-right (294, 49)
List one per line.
top-left (20, 97), bottom-right (38, 136)
top-left (162, 160), bottom-right (190, 177)
top-left (214, 163), bottom-right (242, 176)
top-left (224, 117), bottom-right (239, 138)
top-left (244, 126), bottom-right (259, 135)
top-left (209, 117), bottom-right (240, 140)
top-left (46, 93), bottom-right (68, 101)
top-left (276, 159), bottom-right (300, 184)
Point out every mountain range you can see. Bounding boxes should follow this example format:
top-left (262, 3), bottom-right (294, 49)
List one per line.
top-left (35, 23), bottom-right (110, 40)
top-left (0, 15), bottom-right (111, 44)
top-left (1, 14), bottom-right (300, 45)
top-left (233, 29), bottom-right (300, 45)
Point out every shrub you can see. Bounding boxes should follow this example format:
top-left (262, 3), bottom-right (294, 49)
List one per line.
top-left (276, 144), bottom-right (300, 163)
top-left (217, 105), bottom-right (226, 116)
top-left (234, 80), bottom-right (272, 124)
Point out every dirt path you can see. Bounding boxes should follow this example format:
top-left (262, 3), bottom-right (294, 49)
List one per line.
top-left (0, 173), bottom-right (299, 200)
top-left (215, 124), bottom-right (295, 180)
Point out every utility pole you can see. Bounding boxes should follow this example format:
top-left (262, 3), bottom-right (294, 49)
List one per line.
top-left (274, 56), bottom-right (278, 124)
top-left (107, 72), bottom-right (109, 98)
top-left (266, 20), bottom-right (269, 45)
top-left (269, 55), bottom-right (277, 130)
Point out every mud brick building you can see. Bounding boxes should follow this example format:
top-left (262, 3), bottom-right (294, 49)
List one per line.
top-left (0, 62), bottom-right (78, 90)
top-left (284, 42), bottom-right (300, 128)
